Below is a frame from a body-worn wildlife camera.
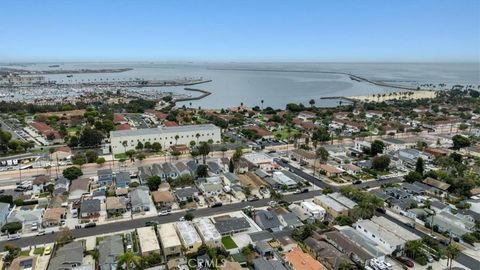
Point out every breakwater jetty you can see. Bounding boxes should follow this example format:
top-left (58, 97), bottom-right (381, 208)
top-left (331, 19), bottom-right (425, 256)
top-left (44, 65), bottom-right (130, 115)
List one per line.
top-left (175, 88), bottom-right (211, 102)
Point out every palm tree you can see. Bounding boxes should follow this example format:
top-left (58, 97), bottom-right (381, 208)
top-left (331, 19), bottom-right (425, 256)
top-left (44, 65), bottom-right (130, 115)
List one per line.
top-left (117, 251), bottom-right (141, 270)
top-left (446, 243), bottom-right (460, 269)
top-left (314, 147), bottom-right (328, 176)
top-left (261, 100), bottom-right (264, 110)
top-left (122, 140), bottom-right (128, 153)
top-left (174, 135), bottom-right (179, 145)
top-left (195, 133), bottom-right (200, 144)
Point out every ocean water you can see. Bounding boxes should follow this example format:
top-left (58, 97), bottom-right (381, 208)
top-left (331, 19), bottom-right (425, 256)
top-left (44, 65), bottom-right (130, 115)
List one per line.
top-left (2, 62), bottom-right (479, 109)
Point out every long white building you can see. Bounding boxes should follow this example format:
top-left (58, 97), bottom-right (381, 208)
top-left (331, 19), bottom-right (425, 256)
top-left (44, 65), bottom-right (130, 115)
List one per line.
top-left (110, 124), bottom-right (221, 154)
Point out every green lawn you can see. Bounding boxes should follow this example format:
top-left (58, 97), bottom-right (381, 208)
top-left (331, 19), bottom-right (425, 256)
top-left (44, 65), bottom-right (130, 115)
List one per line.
top-left (221, 236), bottom-right (238, 249)
top-left (114, 153), bottom-right (127, 159)
top-left (33, 247), bottom-right (44, 255)
top-left (20, 250), bottom-right (30, 256)
top-left (273, 129), bottom-right (299, 140)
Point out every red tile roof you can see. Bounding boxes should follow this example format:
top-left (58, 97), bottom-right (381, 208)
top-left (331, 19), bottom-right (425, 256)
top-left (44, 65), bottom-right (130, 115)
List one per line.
top-left (113, 113), bottom-right (126, 123)
top-left (116, 123), bottom-right (131, 130)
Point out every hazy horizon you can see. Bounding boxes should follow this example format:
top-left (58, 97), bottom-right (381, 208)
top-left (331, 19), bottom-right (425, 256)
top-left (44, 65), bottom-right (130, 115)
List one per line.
top-left (1, 0), bottom-right (479, 62)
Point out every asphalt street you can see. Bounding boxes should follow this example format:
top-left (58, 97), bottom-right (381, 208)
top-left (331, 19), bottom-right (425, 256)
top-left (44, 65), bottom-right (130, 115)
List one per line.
top-left (0, 191), bottom-right (320, 250)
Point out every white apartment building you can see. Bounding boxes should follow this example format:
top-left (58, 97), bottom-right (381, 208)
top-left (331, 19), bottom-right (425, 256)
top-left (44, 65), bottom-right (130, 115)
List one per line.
top-left (195, 218), bottom-right (222, 247)
top-left (110, 124), bottom-right (221, 154)
top-left (300, 201), bottom-right (325, 220)
top-left (157, 223), bottom-right (182, 259)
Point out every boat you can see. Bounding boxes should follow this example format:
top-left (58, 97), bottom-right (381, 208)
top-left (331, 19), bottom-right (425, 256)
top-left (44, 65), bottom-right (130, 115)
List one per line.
top-left (66, 75), bottom-right (73, 78)
top-left (48, 65), bottom-right (60, 68)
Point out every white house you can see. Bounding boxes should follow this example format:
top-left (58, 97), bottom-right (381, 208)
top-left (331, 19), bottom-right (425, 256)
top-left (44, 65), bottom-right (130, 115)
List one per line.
top-left (300, 201), bottom-right (325, 220)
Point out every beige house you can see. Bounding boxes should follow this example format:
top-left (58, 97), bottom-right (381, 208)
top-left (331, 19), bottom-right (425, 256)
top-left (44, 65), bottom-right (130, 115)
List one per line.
top-left (42, 207), bottom-right (67, 227)
top-left (290, 149), bottom-right (317, 166)
top-left (319, 164), bottom-right (343, 177)
top-left (152, 191), bottom-right (175, 209)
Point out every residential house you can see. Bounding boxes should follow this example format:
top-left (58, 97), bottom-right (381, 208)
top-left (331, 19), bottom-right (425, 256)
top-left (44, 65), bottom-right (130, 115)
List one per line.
top-left (199, 182), bottom-right (223, 197)
top-left (252, 258), bottom-right (287, 270)
top-left (175, 162), bottom-right (191, 176)
top-left (277, 212), bottom-right (303, 229)
top-left (300, 201), bottom-right (326, 220)
top-left (255, 240), bottom-right (273, 257)
top-left (174, 187), bottom-right (199, 202)
top-left (324, 231), bottom-right (374, 266)
top-left (106, 197), bottom-right (127, 216)
top-left (298, 111), bottom-right (316, 121)
top-left (175, 221), bottom-right (202, 252)
top-left (7, 209), bottom-right (43, 232)
top-left (314, 195), bottom-right (349, 218)
top-left (254, 210), bottom-right (282, 232)
top-left (98, 169), bottom-right (114, 186)
top-left (207, 161), bottom-right (223, 174)
top-left (138, 166), bottom-right (153, 184)
top-left (162, 163), bottom-right (179, 179)
top-left (80, 199), bottom-right (101, 219)
top-left (137, 226), bottom-right (161, 256)
top-left (195, 218), bottom-right (222, 247)
top-left (0, 202), bottom-right (10, 227)
top-left (290, 149), bottom-right (316, 167)
top-left (47, 241), bottom-right (86, 270)
top-left (99, 235), bottom-right (124, 270)
top-left (42, 207), bottom-right (66, 228)
top-left (54, 176), bottom-right (69, 195)
top-left (151, 163), bottom-right (166, 180)
top-left (318, 164), bottom-right (343, 177)
top-left (68, 178), bottom-right (90, 201)
top-left (341, 164), bottom-right (362, 175)
top-left (276, 235), bottom-right (298, 253)
top-left (285, 247), bottom-right (327, 270)
top-left (243, 152), bottom-right (275, 171)
top-left (115, 171), bottom-right (131, 188)
top-left (158, 223), bottom-right (182, 259)
top-left (32, 175), bottom-right (51, 194)
top-left (152, 190), bottom-right (174, 209)
top-left (130, 187), bottom-right (151, 212)
top-left (214, 216), bottom-right (251, 236)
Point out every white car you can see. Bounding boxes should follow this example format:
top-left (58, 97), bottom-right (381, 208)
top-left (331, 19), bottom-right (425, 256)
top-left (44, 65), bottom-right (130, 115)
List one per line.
top-left (179, 217), bottom-right (185, 221)
top-left (158, 211), bottom-right (170, 216)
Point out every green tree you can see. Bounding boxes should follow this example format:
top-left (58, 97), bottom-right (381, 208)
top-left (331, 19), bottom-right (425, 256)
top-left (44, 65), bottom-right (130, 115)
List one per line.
top-left (316, 147), bottom-right (329, 163)
top-left (85, 149), bottom-right (98, 163)
top-left (415, 157), bottom-right (424, 175)
top-left (125, 149), bottom-right (136, 162)
top-left (72, 154), bottom-right (86, 166)
top-left (312, 127), bottom-right (330, 142)
top-left (196, 164), bottom-right (208, 178)
top-left (197, 142), bottom-right (211, 164)
top-left (136, 141), bottom-right (144, 150)
top-left (146, 176), bottom-right (161, 191)
top-left (62, 166), bottom-right (83, 180)
top-left (79, 127), bottom-right (104, 147)
top-left (370, 140), bottom-right (385, 156)
top-left (96, 157), bottom-right (106, 165)
top-left (117, 251), bottom-right (141, 270)
top-left (151, 142), bottom-right (162, 152)
top-left (405, 171), bottom-right (423, 183)
top-left (1, 222), bottom-right (22, 234)
top-left (372, 155), bottom-right (390, 171)
top-left (452, 135), bottom-right (470, 149)
top-left (446, 243), bottom-right (460, 269)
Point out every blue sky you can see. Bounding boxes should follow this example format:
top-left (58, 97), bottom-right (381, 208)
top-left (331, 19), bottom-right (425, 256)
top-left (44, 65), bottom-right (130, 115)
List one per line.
top-left (1, 0), bottom-right (479, 62)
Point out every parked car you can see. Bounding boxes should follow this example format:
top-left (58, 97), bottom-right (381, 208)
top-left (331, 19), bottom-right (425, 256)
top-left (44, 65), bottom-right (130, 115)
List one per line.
top-left (145, 221), bottom-right (158, 226)
top-left (158, 210), bottom-right (170, 216)
top-left (44, 246), bottom-right (52, 255)
top-left (84, 222), bottom-right (96, 228)
top-left (353, 180), bottom-right (362, 185)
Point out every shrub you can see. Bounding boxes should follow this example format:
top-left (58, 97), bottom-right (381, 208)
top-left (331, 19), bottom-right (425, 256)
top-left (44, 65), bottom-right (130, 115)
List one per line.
top-left (1, 222), bottom-right (22, 234)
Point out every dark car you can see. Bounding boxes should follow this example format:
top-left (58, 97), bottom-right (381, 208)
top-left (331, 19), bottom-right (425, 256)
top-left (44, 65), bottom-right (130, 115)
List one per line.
top-left (145, 221), bottom-right (158, 226)
top-left (84, 222), bottom-right (96, 228)
top-left (353, 180), bottom-right (362, 185)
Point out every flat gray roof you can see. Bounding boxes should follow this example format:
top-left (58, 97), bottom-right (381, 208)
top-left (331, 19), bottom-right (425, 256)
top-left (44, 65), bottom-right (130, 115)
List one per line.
top-left (110, 124), bottom-right (219, 138)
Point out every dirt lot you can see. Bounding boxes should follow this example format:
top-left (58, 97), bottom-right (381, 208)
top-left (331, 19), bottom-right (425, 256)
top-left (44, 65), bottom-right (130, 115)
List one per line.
top-left (239, 172), bottom-right (267, 189)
